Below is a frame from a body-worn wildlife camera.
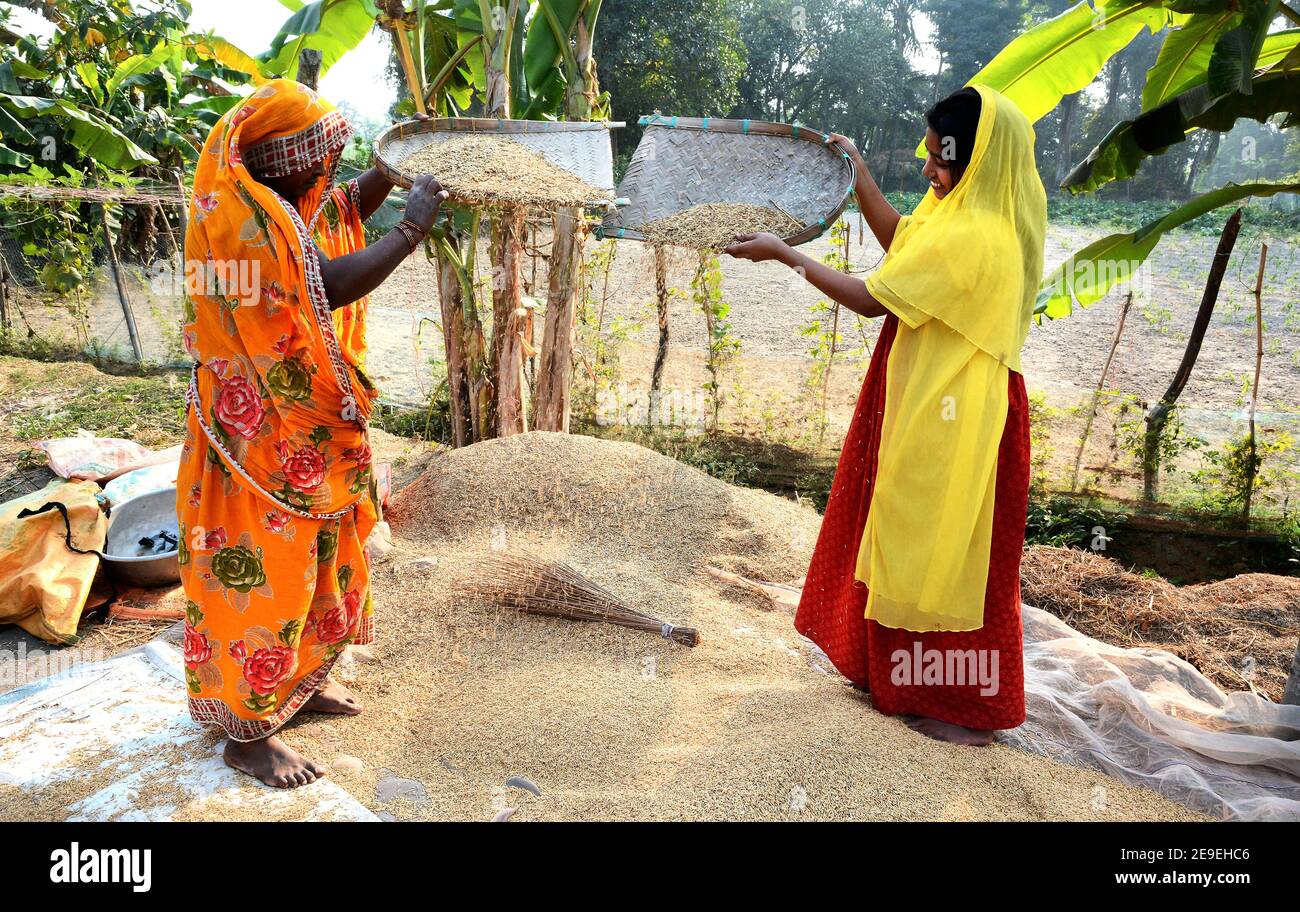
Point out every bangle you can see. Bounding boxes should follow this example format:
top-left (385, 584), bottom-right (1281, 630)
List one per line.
top-left (394, 221), bottom-right (423, 253)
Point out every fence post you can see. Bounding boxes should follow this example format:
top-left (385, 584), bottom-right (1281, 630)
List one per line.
top-left (0, 250), bottom-right (9, 331)
top-left (100, 203), bottom-right (145, 363)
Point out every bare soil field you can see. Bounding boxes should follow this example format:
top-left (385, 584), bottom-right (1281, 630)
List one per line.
top-left (9, 215), bottom-right (1299, 512)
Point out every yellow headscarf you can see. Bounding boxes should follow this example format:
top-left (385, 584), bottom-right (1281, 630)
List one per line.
top-left (856, 85), bottom-right (1046, 632)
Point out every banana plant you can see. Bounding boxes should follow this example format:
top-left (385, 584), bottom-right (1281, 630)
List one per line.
top-left (1064, 60), bottom-right (1300, 192)
top-left (1037, 177), bottom-right (1300, 318)
top-left (261, 0), bottom-right (382, 83)
top-left (958, 0), bottom-right (1300, 319)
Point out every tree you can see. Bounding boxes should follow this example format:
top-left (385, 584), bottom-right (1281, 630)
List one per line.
top-left (924, 0), bottom-right (1028, 98)
top-left (731, 0), bottom-right (914, 140)
top-left (596, 0), bottom-right (747, 153)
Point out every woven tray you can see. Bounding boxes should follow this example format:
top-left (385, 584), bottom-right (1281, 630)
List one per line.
top-left (373, 117), bottom-right (617, 207)
top-left (599, 115), bottom-right (855, 247)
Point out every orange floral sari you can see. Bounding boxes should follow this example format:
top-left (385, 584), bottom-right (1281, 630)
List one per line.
top-left (176, 80), bottom-right (379, 741)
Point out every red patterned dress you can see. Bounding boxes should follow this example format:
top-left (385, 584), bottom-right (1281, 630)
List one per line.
top-left (795, 314), bottom-right (1029, 730)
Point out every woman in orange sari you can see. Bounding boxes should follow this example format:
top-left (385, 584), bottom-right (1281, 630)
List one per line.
top-left (177, 79), bottom-right (446, 787)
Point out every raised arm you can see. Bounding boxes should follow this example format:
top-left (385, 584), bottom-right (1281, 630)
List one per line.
top-left (826, 133), bottom-right (901, 252)
top-left (317, 175), bottom-right (447, 310)
top-left (353, 167), bottom-right (397, 223)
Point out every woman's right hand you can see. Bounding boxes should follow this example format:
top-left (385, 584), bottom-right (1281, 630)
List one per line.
top-left (826, 132), bottom-right (868, 174)
top-left (404, 174), bottom-right (449, 233)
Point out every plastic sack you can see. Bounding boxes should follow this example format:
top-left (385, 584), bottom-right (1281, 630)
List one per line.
top-left (0, 479), bottom-right (109, 644)
top-left (38, 436), bottom-right (150, 482)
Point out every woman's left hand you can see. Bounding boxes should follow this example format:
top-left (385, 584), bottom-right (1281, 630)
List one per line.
top-left (724, 232), bottom-right (788, 263)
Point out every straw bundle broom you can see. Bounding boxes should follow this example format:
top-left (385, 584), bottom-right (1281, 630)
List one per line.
top-left (458, 551), bottom-right (700, 647)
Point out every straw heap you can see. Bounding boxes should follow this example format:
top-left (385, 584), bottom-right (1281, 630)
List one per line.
top-left (397, 134), bottom-right (610, 208)
top-left (638, 202), bottom-right (803, 249)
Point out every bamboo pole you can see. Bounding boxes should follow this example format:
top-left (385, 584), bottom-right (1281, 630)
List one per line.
top-left (100, 203), bottom-right (145, 363)
top-left (1243, 242), bottom-right (1268, 526)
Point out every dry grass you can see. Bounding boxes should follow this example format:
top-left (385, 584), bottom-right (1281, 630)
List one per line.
top-left (397, 135), bottom-right (609, 209)
top-left (638, 202), bottom-right (803, 249)
top-left (1021, 545), bottom-right (1300, 701)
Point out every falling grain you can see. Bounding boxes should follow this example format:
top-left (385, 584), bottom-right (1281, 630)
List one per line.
top-left (638, 202), bottom-right (803, 249)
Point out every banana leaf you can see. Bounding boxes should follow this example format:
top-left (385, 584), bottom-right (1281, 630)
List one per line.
top-left (1206, 0), bottom-right (1278, 96)
top-left (1063, 65), bottom-right (1300, 192)
top-left (0, 94), bottom-right (157, 170)
top-left (0, 142), bottom-right (32, 167)
top-left (960, 0), bottom-right (1176, 125)
top-left (1257, 28), bottom-right (1300, 69)
top-left (262, 0), bottom-right (381, 82)
top-left (186, 35), bottom-right (270, 85)
top-left (1141, 8), bottom-right (1241, 109)
top-left (525, 0), bottom-right (582, 91)
top-left (1037, 178), bottom-right (1300, 320)
top-left (105, 44), bottom-right (182, 99)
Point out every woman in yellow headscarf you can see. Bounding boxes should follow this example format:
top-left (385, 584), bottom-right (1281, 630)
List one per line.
top-left (727, 86), bottom-right (1046, 745)
top-left (178, 79), bottom-right (447, 786)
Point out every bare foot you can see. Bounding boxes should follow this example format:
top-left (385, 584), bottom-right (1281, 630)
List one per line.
top-left (224, 736), bottom-right (328, 788)
top-left (905, 716), bottom-right (994, 746)
top-left (304, 680), bottom-right (363, 715)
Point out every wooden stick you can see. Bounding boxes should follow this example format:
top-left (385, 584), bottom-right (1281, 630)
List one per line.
top-left (100, 203), bottom-right (144, 363)
top-left (1244, 242), bottom-right (1268, 526)
top-left (0, 250), bottom-right (10, 331)
top-left (1071, 291), bottom-right (1132, 491)
top-left (1143, 207), bottom-right (1242, 502)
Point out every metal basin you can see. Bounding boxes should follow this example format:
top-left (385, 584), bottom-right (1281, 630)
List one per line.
top-left (102, 487), bottom-right (180, 588)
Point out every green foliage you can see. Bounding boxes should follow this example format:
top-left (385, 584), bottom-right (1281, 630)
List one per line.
top-left (0, 0), bottom-right (261, 175)
top-left (691, 251), bottom-right (740, 429)
top-left (1037, 179), bottom-right (1300, 319)
top-left (731, 0), bottom-right (918, 149)
top-left (1112, 395), bottom-right (1206, 480)
top-left (1063, 67), bottom-right (1300, 193)
top-left (799, 219), bottom-right (871, 441)
top-left (958, 0), bottom-right (1174, 127)
top-left (1187, 429), bottom-right (1294, 517)
top-left (596, 0), bottom-right (747, 150)
top-left (263, 0), bottom-right (381, 83)
top-left (1025, 494), bottom-right (1109, 548)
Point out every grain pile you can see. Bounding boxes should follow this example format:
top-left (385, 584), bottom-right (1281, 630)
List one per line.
top-left (638, 202), bottom-right (803, 249)
top-left (397, 135), bottom-right (609, 208)
top-left (1021, 545), bottom-right (1300, 701)
top-left (281, 432), bottom-right (1201, 822)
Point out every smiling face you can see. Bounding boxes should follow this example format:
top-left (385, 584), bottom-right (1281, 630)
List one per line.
top-left (921, 128), bottom-right (961, 200)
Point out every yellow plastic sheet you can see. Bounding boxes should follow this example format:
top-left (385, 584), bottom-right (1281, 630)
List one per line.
top-left (857, 85), bottom-right (1046, 632)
